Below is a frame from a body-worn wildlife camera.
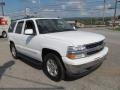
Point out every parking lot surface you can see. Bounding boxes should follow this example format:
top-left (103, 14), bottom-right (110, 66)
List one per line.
top-left (0, 28), bottom-right (120, 90)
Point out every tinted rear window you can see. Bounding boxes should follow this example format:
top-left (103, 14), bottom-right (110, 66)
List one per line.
top-left (8, 21), bottom-right (16, 33)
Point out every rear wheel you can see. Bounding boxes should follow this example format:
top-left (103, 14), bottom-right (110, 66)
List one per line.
top-left (43, 53), bottom-right (65, 82)
top-left (2, 31), bottom-right (7, 38)
top-left (10, 43), bottom-right (18, 59)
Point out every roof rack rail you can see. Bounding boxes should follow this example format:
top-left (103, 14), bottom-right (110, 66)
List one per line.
top-left (12, 15), bottom-right (39, 21)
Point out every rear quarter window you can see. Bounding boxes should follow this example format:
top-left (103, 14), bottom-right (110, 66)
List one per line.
top-left (8, 21), bottom-right (16, 33)
top-left (15, 21), bottom-right (24, 34)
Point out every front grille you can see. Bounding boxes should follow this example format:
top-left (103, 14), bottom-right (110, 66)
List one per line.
top-left (85, 41), bottom-right (104, 56)
top-left (87, 48), bottom-right (103, 55)
top-left (86, 41), bottom-right (104, 49)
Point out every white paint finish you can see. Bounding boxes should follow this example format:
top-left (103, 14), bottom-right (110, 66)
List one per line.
top-left (44, 31), bottom-right (105, 46)
top-left (62, 47), bottom-right (108, 65)
top-left (8, 18), bottom-right (108, 67)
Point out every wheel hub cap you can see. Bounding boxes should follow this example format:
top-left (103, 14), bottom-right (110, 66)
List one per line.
top-left (12, 47), bottom-right (16, 57)
top-left (3, 32), bottom-right (6, 37)
top-left (47, 59), bottom-right (58, 77)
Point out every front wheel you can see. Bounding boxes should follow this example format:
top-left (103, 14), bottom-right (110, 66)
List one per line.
top-left (43, 53), bottom-right (65, 82)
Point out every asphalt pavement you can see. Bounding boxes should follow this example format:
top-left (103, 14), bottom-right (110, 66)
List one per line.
top-left (0, 28), bottom-right (120, 90)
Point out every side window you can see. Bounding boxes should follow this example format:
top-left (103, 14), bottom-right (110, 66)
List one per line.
top-left (8, 21), bottom-right (16, 33)
top-left (24, 20), bottom-right (36, 35)
top-left (15, 21), bottom-right (24, 34)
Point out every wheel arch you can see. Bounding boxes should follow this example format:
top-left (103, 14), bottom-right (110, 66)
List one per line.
top-left (2, 30), bottom-right (6, 33)
top-left (10, 40), bottom-right (14, 45)
top-left (42, 48), bottom-right (66, 71)
top-left (2, 31), bottom-right (7, 38)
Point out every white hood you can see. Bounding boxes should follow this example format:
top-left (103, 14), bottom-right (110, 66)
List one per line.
top-left (44, 31), bottom-right (105, 46)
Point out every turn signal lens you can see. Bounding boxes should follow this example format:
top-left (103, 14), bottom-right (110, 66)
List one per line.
top-left (66, 54), bottom-right (76, 60)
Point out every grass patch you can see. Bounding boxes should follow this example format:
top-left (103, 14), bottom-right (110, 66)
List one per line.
top-left (115, 27), bottom-right (120, 31)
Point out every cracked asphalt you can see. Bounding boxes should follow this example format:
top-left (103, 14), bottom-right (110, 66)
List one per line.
top-left (0, 27), bottom-right (120, 90)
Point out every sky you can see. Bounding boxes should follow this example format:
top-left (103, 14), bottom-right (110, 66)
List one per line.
top-left (0, 0), bottom-right (120, 19)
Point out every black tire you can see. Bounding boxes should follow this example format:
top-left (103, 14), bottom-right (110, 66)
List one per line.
top-left (10, 43), bottom-right (18, 59)
top-left (43, 53), bottom-right (65, 82)
top-left (2, 31), bottom-right (7, 38)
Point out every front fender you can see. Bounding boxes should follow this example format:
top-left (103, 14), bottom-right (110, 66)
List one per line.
top-left (39, 36), bottom-right (73, 57)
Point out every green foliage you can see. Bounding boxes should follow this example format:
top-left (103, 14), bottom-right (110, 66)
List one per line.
top-left (115, 27), bottom-right (120, 31)
top-left (64, 17), bottom-right (112, 25)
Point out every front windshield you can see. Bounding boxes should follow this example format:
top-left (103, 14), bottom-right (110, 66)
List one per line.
top-left (36, 19), bottom-right (75, 34)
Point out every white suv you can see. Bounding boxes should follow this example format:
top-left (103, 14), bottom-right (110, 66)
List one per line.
top-left (8, 18), bottom-right (108, 81)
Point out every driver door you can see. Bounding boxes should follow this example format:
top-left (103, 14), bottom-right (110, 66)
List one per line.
top-left (22, 20), bottom-right (41, 60)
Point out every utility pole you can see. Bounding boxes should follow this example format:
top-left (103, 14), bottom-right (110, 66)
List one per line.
top-left (103, 0), bottom-right (106, 24)
top-left (0, 0), bottom-right (5, 16)
top-left (113, 0), bottom-right (118, 28)
top-left (1, 1), bottom-right (4, 16)
top-left (25, 8), bottom-right (30, 17)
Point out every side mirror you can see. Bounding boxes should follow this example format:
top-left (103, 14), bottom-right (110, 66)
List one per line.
top-left (24, 29), bottom-right (34, 35)
top-left (73, 26), bottom-right (76, 30)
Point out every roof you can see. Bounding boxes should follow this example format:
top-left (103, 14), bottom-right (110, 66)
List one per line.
top-left (16, 17), bottom-right (60, 22)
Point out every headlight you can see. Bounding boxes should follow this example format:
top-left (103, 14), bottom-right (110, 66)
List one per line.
top-left (66, 46), bottom-right (86, 60)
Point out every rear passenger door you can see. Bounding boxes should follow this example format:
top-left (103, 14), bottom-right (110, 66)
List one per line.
top-left (14, 21), bottom-right (25, 53)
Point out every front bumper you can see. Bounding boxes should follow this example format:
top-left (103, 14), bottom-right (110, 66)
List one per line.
top-left (62, 47), bottom-right (108, 75)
